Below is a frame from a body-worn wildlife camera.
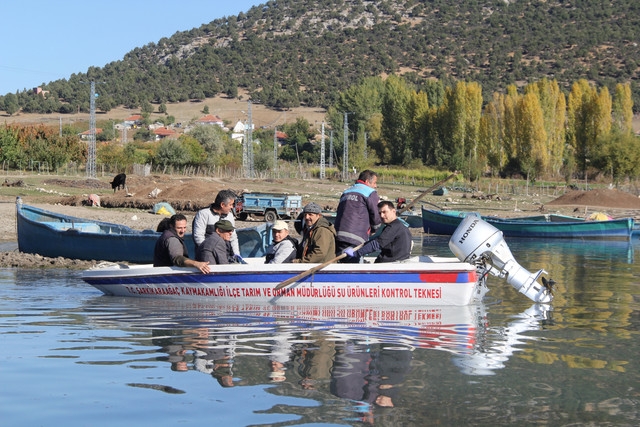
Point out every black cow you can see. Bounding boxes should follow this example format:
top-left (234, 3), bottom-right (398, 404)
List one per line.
top-left (110, 173), bottom-right (127, 193)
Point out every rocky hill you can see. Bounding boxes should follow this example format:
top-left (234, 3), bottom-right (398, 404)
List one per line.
top-left (2, 0), bottom-right (639, 115)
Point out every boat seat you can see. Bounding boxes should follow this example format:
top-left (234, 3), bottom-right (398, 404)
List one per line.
top-left (44, 222), bottom-right (102, 233)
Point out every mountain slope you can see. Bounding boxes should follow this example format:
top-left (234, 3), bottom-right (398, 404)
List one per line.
top-left (3, 0), bottom-right (640, 114)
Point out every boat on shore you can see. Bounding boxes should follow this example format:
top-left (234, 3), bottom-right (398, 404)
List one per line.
top-left (16, 197), bottom-right (269, 263)
top-left (422, 207), bottom-right (634, 240)
top-left (82, 215), bottom-right (555, 306)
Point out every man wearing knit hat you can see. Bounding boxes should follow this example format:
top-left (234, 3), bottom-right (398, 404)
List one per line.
top-left (294, 202), bottom-right (336, 263)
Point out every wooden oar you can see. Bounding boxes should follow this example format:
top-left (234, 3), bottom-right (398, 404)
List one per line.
top-left (275, 243), bottom-right (364, 290)
top-left (397, 172), bottom-right (458, 215)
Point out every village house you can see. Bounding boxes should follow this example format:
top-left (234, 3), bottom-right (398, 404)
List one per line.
top-left (153, 127), bottom-right (178, 140)
top-left (231, 120), bottom-right (255, 143)
top-left (79, 128), bottom-right (103, 139)
top-left (123, 114), bottom-right (143, 128)
top-left (196, 114), bottom-right (224, 127)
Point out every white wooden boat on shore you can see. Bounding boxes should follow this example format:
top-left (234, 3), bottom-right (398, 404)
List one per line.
top-left (82, 216), bottom-right (556, 306)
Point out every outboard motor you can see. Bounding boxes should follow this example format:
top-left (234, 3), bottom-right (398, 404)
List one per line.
top-left (449, 216), bottom-right (553, 303)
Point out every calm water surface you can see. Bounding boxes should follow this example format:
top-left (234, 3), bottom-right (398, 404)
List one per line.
top-left (1, 237), bottom-right (639, 426)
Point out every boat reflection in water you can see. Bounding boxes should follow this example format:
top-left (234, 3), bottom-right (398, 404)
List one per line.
top-left (422, 234), bottom-right (636, 264)
top-left (86, 299), bottom-right (551, 406)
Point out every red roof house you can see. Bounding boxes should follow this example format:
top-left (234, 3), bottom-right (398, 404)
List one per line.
top-left (197, 114), bottom-right (224, 126)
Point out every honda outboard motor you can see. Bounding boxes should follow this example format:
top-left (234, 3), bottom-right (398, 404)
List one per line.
top-left (449, 216), bottom-right (553, 303)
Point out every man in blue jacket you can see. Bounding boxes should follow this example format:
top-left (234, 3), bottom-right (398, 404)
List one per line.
top-left (334, 170), bottom-right (381, 257)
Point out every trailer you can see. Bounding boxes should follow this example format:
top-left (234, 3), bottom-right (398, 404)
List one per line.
top-left (236, 192), bottom-right (303, 222)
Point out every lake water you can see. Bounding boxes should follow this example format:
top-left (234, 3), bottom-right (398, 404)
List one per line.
top-left (1, 236), bottom-right (639, 426)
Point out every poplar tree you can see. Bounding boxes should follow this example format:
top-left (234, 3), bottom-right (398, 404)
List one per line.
top-left (612, 82), bottom-right (633, 135)
top-left (440, 81), bottom-right (483, 176)
top-left (502, 85), bottom-right (520, 165)
top-left (516, 91), bottom-right (548, 180)
top-left (526, 79), bottom-right (566, 177)
top-left (479, 92), bottom-right (506, 176)
top-left (408, 90), bottom-right (429, 165)
top-left (381, 75), bottom-right (412, 165)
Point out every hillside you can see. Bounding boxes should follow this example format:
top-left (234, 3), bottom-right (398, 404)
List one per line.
top-left (2, 90), bottom-right (328, 130)
top-left (1, 0), bottom-right (639, 117)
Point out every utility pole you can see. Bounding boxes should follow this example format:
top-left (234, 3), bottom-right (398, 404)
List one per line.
top-left (342, 112), bottom-right (349, 181)
top-left (80, 80), bottom-right (104, 179)
top-left (329, 130), bottom-right (333, 169)
top-left (248, 100), bottom-right (254, 178)
top-left (273, 128), bottom-right (278, 175)
top-left (87, 81), bottom-right (97, 179)
top-left (364, 131), bottom-right (368, 159)
top-left (243, 100), bottom-right (254, 178)
top-left (320, 122), bottom-right (326, 179)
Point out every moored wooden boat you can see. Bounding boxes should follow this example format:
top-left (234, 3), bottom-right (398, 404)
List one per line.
top-left (16, 197), bottom-right (269, 263)
top-left (422, 207), bottom-right (634, 240)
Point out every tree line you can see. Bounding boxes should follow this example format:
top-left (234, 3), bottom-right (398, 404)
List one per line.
top-left (326, 75), bottom-right (638, 185)
top-left (1, 75), bottom-right (637, 187)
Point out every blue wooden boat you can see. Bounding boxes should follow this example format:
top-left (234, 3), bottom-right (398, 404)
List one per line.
top-left (422, 207), bottom-right (634, 240)
top-left (15, 197), bottom-right (269, 263)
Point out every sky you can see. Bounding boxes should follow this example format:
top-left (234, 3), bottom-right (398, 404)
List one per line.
top-left (0, 0), bottom-right (263, 95)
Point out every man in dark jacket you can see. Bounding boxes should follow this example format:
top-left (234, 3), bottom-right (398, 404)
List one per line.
top-left (153, 214), bottom-right (211, 273)
top-left (195, 220), bottom-right (238, 265)
top-left (334, 170), bottom-right (381, 256)
top-left (344, 200), bottom-right (412, 263)
top-left (295, 202), bottom-right (336, 263)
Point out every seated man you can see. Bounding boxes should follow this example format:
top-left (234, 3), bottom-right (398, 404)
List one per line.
top-left (265, 220), bottom-right (298, 264)
top-left (344, 200), bottom-right (412, 263)
top-left (195, 220), bottom-right (238, 265)
top-left (153, 214), bottom-right (210, 273)
top-left (295, 202), bottom-right (336, 263)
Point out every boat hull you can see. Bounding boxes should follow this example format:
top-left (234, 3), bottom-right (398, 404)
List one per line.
top-left (422, 207), bottom-right (634, 240)
top-left (16, 199), bottom-right (269, 263)
top-left (82, 257), bottom-right (482, 306)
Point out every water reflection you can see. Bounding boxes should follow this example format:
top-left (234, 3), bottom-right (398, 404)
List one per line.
top-left (82, 298), bottom-right (551, 420)
top-left (421, 234), bottom-right (637, 264)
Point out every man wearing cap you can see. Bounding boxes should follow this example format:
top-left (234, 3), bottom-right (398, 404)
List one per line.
top-left (265, 220), bottom-right (298, 264)
top-left (154, 214), bottom-right (211, 273)
top-left (295, 202), bottom-right (336, 263)
top-left (195, 220), bottom-right (239, 265)
top-left (334, 170), bottom-right (382, 259)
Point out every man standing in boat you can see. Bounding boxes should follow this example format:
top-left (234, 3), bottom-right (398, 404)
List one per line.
top-left (192, 189), bottom-right (239, 255)
top-left (294, 202), bottom-right (336, 263)
top-left (153, 214), bottom-right (211, 273)
top-left (334, 170), bottom-right (381, 259)
top-left (195, 220), bottom-right (239, 265)
top-left (343, 200), bottom-right (412, 263)
top-left (265, 220), bottom-right (298, 264)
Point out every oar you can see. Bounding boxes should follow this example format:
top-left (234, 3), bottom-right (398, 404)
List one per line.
top-left (397, 172), bottom-right (458, 215)
top-left (275, 243), bottom-right (364, 290)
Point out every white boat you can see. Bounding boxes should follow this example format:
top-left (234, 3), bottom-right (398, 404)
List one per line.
top-left (82, 216), bottom-right (555, 305)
